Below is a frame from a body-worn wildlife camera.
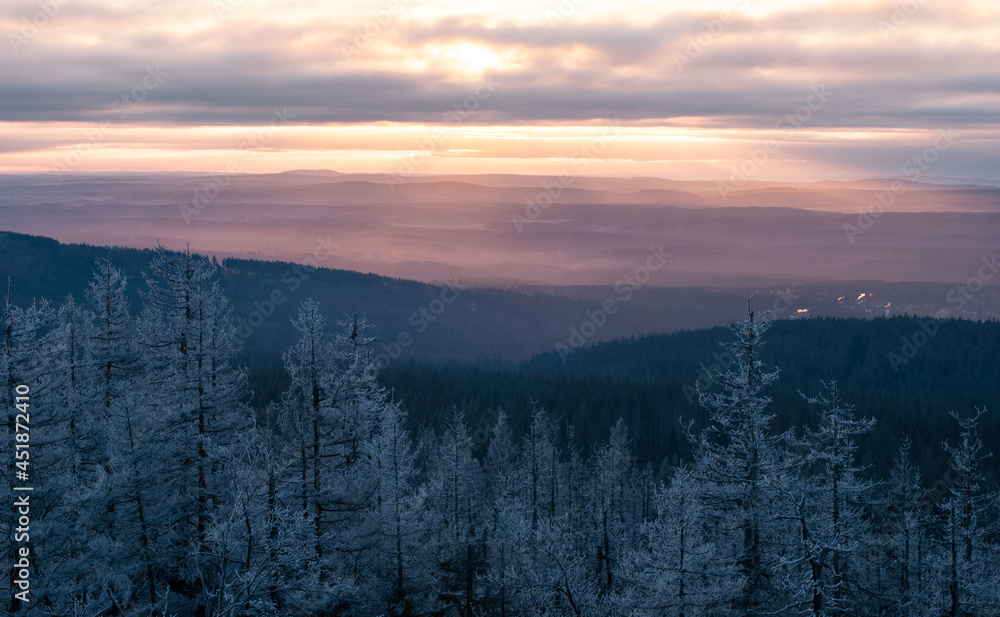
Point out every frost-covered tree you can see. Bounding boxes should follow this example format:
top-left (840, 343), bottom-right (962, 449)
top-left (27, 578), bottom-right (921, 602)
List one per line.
top-left (879, 437), bottom-right (938, 617)
top-left (363, 400), bottom-right (431, 615)
top-left (937, 408), bottom-right (996, 617)
top-left (627, 466), bottom-right (742, 617)
top-left (780, 381), bottom-right (877, 616)
top-left (87, 257), bottom-right (141, 417)
top-left (520, 519), bottom-right (604, 617)
top-left (140, 245), bottom-right (250, 617)
top-left (41, 296), bottom-right (100, 608)
top-left (101, 383), bottom-right (164, 614)
top-left (332, 312), bottom-right (381, 460)
top-left (73, 260), bottom-right (147, 611)
top-left (53, 295), bottom-right (98, 482)
top-left (275, 300), bottom-right (388, 607)
top-left (278, 298), bottom-right (339, 566)
top-left (201, 424), bottom-right (324, 617)
top-left (425, 407), bottom-right (485, 613)
top-left (587, 419), bottom-right (642, 598)
top-left (482, 410), bottom-right (526, 617)
top-left (524, 405), bottom-right (564, 532)
top-left (687, 300), bottom-right (791, 614)
top-left (322, 313), bottom-right (384, 571)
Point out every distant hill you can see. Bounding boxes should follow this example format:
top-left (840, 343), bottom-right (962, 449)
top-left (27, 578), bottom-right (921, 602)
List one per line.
top-left (4, 171), bottom-right (1000, 287)
top-left (2, 229), bottom-right (997, 482)
top-left (3, 229), bottom-right (998, 366)
top-left (376, 316), bottom-right (1000, 482)
top-left (0, 229), bottom-right (789, 362)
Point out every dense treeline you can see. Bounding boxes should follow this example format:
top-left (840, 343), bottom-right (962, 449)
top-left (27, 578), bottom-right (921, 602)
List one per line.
top-left (2, 252), bottom-right (998, 616)
top-left (370, 317), bottom-right (1000, 481)
top-left (0, 230), bottom-right (763, 362)
top-left (8, 228), bottom-right (993, 365)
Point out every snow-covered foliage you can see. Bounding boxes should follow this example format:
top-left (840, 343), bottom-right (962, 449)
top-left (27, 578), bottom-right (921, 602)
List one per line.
top-left (1, 262), bottom-right (997, 617)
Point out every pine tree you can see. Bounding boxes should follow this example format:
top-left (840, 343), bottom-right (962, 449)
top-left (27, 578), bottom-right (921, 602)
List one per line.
top-left (587, 419), bottom-right (640, 598)
top-left (87, 257), bottom-right (140, 418)
top-left (881, 437), bottom-right (938, 616)
top-left (781, 381), bottom-right (877, 616)
top-left (482, 410), bottom-right (525, 617)
top-left (687, 299), bottom-right (790, 614)
top-left (275, 301), bottom-right (389, 608)
top-left (42, 296), bottom-right (99, 611)
top-left (332, 312), bottom-right (381, 461)
top-left (524, 405), bottom-right (562, 532)
top-left (363, 400), bottom-right (430, 615)
top-left (628, 466), bottom-right (742, 617)
top-left (53, 295), bottom-right (98, 486)
top-left (79, 259), bottom-right (148, 612)
top-left (104, 383), bottom-right (163, 613)
top-left (202, 426), bottom-right (318, 616)
top-left (140, 245), bottom-right (250, 617)
top-left (425, 407), bottom-right (484, 613)
top-left (938, 408), bottom-right (996, 617)
top-left (324, 312), bottom-right (384, 574)
top-left (279, 298), bottom-right (338, 567)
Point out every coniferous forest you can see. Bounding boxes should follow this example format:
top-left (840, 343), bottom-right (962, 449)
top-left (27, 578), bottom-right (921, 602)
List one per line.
top-left (3, 249), bottom-right (999, 617)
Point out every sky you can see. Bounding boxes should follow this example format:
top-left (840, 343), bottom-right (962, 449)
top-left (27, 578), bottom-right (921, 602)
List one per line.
top-left (2, 0), bottom-right (999, 181)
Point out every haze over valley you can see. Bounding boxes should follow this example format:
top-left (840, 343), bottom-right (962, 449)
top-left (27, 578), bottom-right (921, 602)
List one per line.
top-left (3, 171), bottom-right (998, 290)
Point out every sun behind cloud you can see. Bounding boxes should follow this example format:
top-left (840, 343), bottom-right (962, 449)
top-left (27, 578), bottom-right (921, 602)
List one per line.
top-left (432, 42), bottom-right (509, 77)
top-left (0, 0), bottom-right (997, 181)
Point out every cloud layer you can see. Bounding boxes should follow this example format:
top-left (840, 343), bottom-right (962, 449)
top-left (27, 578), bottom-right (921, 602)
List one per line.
top-left (2, 0), bottom-right (998, 179)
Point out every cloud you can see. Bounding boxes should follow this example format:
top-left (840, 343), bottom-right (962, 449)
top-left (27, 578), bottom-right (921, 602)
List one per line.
top-left (1, 0), bottom-right (998, 179)
top-left (0, 1), bottom-right (996, 128)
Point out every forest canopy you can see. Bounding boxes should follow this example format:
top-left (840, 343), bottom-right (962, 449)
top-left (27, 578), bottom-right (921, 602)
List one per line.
top-left (1, 250), bottom-right (998, 616)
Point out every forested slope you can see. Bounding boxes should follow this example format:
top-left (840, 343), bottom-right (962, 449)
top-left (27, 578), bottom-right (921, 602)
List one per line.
top-left (1, 248), bottom-right (997, 616)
